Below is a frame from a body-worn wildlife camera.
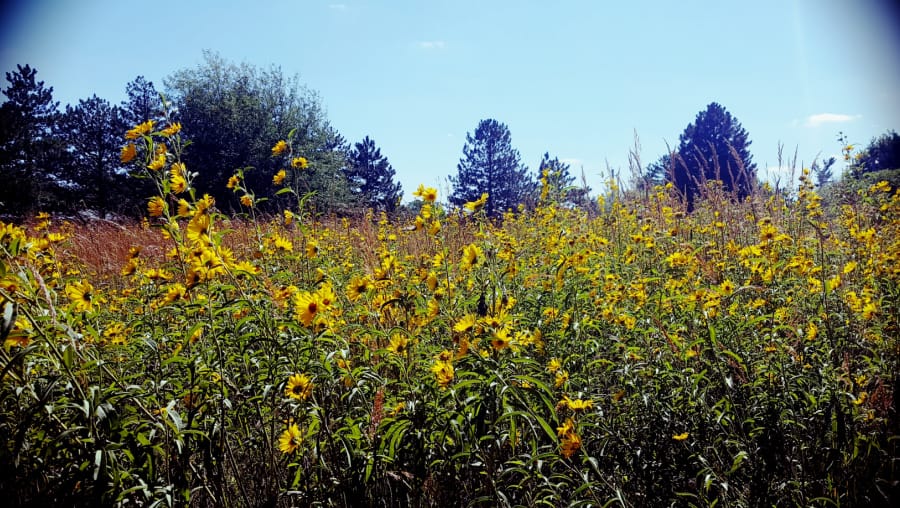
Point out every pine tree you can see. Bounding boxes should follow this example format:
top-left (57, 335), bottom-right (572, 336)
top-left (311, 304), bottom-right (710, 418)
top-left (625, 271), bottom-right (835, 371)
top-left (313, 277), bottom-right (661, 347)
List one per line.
top-left (0, 65), bottom-right (62, 216)
top-left (59, 95), bottom-right (133, 215)
top-left (643, 153), bottom-right (673, 190)
top-left (121, 76), bottom-right (161, 127)
top-left (810, 156), bottom-right (835, 188)
top-left (670, 102), bottom-right (757, 206)
top-left (450, 119), bottom-right (535, 217)
top-left (537, 152), bottom-right (589, 207)
top-left (344, 136), bottom-right (402, 212)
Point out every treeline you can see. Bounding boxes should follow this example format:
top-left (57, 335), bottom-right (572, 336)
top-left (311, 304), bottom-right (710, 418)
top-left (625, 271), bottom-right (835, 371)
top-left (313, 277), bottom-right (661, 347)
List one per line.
top-left (2, 51), bottom-right (898, 220)
top-left (0, 52), bottom-right (403, 219)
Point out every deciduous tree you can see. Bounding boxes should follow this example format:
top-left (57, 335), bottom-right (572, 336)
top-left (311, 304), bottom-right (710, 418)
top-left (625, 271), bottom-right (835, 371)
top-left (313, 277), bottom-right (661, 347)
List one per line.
top-left (854, 130), bottom-right (900, 174)
top-left (164, 51), bottom-right (351, 212)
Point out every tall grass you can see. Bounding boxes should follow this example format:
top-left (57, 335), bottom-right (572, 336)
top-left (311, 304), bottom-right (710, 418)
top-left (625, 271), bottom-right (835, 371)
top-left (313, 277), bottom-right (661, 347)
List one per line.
top-left (1, 120), bottom-right (898, 507)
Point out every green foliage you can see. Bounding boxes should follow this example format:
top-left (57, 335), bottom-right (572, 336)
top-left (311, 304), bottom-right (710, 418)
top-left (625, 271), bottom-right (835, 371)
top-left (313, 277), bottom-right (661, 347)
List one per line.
top-left (345, 136), bottom-right (402, 213)
top-left (669, 102), bottom-right (757, 206)
top-left (121, 76), bottom-right (162, 128)
top-left (450, 119), bottom-right (537, 217)
top-left (0, 64), bottom-right (64, 216)
top-left (164, 51), bottom-right (352, 213)
top-left (2, 79), bottom-right (900, 508)
top-left (819, 137), bottom-right (900, 211)
top-left (4, 135), bottom-right (899, 505)
top-left (537, 152), bottom-right (590, 209)
top-left (852, 130), bottom-right (900, 176)
top-left (58, 95), bottom-right (138, 215)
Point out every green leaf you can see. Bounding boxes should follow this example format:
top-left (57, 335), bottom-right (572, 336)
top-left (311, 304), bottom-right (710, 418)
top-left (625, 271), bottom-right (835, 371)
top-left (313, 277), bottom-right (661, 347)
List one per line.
top-left (728, 451), bottom-right (747, 474)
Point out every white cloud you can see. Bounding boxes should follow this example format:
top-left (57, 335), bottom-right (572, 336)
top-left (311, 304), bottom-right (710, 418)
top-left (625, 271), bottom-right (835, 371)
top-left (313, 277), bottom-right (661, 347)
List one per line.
top-left (416, 41), bottom-right (446, 50)
top-left (560, 158), bottom-right (583, 167)
top-left (328, 4), bottom-right (347, 10)
top-left (804, 113), bottom-right (861, 127)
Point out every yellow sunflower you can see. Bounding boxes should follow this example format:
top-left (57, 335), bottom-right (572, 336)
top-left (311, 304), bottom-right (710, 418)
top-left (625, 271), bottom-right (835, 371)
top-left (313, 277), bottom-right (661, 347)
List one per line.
top-left (271, 140), bottom-right (288, 156)
top-left (147, 196), bottom-right (167, 217)
top-left (413, 184), bottom-right (437, 203)
top-left (387, 333), bottom-right (409, 355)
top-left (278, 423), bottom-right (303, 454)
top-left (285, 373), bottom-right (314, 401)
top-left (65, 280), bottom-right (96, 312)
top-left (160, 122), bottom-right (182, 137)
top-left (460, 243), bottom-right (483, 271)
top-left (120, 143), bottom-right (137, 163)
top-left (346, 276), bottom-right (372, 301)
top-left (430, 352), bottom-right (454, 388)
top-left (125, 120), bottom-right (154, 140)
top-left (273, 169), bottom-right (286, 185)
top-left (490, 327), bottom-right (511, 351)
top-left (292, 291), bottom-right (321, 326)
top-left (464, 192), bottom-right (489, 212)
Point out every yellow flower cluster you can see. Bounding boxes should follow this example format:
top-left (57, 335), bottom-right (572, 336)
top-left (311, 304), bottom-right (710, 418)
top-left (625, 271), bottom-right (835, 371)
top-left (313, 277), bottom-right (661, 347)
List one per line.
top-left (431, 351), bottom-right (454, 388)
top-left (556, 417), bottom-right (582, 458)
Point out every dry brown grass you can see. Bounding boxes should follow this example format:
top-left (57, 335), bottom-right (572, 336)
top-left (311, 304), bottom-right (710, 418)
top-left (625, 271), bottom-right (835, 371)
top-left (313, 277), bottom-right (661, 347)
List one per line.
top-left (60, 211), bottom-right (480, 289)
top-left (60, 220), bottom-right (166, 284)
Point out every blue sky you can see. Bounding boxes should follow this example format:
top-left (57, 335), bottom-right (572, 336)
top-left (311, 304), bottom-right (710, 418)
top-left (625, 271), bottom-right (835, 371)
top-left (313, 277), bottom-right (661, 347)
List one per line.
top-left (2, 0), bottom-right (899, 199)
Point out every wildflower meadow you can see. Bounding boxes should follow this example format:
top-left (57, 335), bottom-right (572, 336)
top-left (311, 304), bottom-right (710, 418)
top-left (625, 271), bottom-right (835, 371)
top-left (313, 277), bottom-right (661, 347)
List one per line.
top-left (1, 115), bottom-right (899, 507)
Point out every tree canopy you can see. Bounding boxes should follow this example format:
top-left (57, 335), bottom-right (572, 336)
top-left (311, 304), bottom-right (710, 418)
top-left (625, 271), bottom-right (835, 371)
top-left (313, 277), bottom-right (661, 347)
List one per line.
top-left (811, 156), bottom-right (836, 188)
top-left (344, 136), bottom-right (402, 212)
top-left (853, 130), bottom-right (900, 175)
top-left (121, 76), bottom-right (162, 128)
top-left (449, 119), bottom-right (535, 217)
top-left (57, 95), bottom-right (132, 215)
top-left (537, 152), bottom-right (590, 208)
top-left (164, 51), bottom-right (351, 213)
top-left (670, 102), bottom-right (757, 206)
top-left (0, 65), bottom-right (61, 215)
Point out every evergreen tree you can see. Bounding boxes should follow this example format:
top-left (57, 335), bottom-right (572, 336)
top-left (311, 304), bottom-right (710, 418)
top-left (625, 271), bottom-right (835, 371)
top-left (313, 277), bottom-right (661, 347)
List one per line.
top-left (0, 65), bottom-right (62, 216)
top-left (643, 153), bottom-right (673, 190)
top-left (121, 76), bottom-right (162, 127)
top-left (810, 156), bottom-right (836, 188)
top-left (670, 102), bottom-right (757, 206)
top-left (537, 152), bottom-right (589, 207)
top-left (449, 119), bottom-right (535, 217)
top-left (59, 95), bottom-right (133, 215)
top-left (344, 136), bottom-right (402, 212)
